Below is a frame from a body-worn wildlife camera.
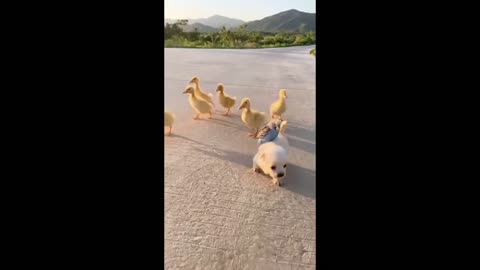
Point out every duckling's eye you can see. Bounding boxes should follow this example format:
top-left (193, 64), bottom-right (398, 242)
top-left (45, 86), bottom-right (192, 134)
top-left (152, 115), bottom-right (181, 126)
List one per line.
top-left (271, 166), bottom-right (276, 170)
top-left (283, 164), bottom-right (287, 168)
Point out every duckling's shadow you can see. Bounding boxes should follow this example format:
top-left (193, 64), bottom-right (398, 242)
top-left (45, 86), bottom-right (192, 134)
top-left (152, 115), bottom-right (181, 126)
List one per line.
top-left (286, 136), bottom-right (316, 155)
top-left (209, 117), bottom-right (246, 130)
top-left (214, 112), bottom-right (241, 119)
top-left (190, 144), bottom-right (316, 198)
top-left (168, 133), bottom-right (214, 148)
top-left (286, 123), bottom-right (316, 142)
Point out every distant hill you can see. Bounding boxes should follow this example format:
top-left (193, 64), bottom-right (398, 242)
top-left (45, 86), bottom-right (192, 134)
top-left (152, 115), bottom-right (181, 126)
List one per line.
top-left (243, 9), bottom-right (315, 33)
top-left (181, 23), bottom-right (219, 33)
top-left (164, 15), bottom-right (244, 29)
top-left (191, 15), bottom-right (245, 29)
top-left (165, 9), bottom-right (316, 33)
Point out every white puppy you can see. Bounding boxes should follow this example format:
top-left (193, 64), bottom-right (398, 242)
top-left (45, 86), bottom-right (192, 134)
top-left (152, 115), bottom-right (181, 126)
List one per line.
top-left (253, 142), bottom-right (288, 186)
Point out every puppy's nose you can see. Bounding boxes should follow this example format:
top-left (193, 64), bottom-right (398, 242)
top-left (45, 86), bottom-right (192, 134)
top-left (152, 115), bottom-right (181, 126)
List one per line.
top-left (277, 173), bottom-right (284, 178)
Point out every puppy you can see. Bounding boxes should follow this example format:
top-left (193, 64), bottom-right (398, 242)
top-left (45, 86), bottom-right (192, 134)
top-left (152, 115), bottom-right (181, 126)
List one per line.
top-left (253, 142), bottom-right (288, 186)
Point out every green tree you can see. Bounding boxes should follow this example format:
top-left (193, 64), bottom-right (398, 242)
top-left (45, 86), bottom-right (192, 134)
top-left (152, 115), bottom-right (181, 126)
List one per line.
top-left (262, 36), bottom-right (275, 45)
top-left (164, 20), bottom-right (188, 40)
top-left (219, 26), bottom-right (233, 47)
top-left (293, 34), bottom-right (306, 45)
top-left (206, 32), bottom-right (220, 47)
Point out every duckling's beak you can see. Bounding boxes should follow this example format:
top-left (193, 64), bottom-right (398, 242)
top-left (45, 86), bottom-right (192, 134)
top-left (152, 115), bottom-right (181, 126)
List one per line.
top-left (189, 79), bottom-right (195, 84)
top-left (238, 104), bottom-right (245, 110)
top-left (216, 88), bottom-right (220, 92)
top-left (182, 89), bottom-right (188, 94)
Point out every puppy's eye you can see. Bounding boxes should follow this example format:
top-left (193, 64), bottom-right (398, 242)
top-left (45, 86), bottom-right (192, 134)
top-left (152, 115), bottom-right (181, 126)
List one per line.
top-left (283, 164), bottom-right (287, 168)
top-left (271, 166), bottom-right (276, 170)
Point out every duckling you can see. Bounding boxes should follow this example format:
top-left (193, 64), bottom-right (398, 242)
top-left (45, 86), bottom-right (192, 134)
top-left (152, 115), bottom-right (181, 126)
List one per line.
top-left (270, 89), bottom-right (287, 118)
top-left (183, 86), bottom-right (214, 120)
top-left (189, 76), bottom-right (215, 109)
top-left (238, 98), bottom-right (267, 137)
top-left (164, 111), bottom-right (175, 136)
top-left (216, 83), bottom-right (236, 115)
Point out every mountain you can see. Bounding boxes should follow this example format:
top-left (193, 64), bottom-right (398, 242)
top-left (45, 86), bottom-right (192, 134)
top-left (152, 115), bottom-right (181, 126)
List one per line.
top-left (165, 9), bottom-right (316, 33)
top-left (165, 15), bottom-right (245, 29)
top-left (191, 15), bottom-right (245, 29)
top-left (180, 23), bottom-right (219, 33)
top-left (243, 9), bottom-right (315, 33)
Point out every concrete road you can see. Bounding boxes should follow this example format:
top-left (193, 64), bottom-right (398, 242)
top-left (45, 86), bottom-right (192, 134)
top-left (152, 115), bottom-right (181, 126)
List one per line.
top-left (164, 45), bottom-right (316, 269)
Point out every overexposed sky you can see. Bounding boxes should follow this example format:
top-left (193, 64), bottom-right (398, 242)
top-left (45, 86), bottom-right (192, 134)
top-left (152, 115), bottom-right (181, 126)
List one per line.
top-left (165, 0), bottom-right (316, 21)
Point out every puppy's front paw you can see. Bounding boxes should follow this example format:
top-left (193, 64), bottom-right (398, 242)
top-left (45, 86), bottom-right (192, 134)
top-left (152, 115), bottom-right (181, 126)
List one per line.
top-left (272, 178), bottom-right (280, 186)
top-left (252, 167), bottom-right (261, 173)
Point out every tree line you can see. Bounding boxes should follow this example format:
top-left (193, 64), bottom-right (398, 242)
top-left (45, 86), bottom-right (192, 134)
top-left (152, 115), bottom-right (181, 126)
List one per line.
top-left (164, 20), bottom-right (316, 49)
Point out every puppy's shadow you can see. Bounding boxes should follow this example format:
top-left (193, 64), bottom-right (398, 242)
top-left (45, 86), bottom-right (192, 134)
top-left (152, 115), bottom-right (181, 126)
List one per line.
top-left (282, 163), bottom-right (316, 198)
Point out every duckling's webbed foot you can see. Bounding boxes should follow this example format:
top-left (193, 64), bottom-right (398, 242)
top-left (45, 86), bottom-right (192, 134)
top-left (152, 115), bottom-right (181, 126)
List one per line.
top-left (193, 114), bottom-right (200, 120)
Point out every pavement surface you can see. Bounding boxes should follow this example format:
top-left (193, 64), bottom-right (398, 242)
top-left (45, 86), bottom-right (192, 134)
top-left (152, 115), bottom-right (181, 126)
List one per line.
top-left (164, 45), bottom-right (316, 269)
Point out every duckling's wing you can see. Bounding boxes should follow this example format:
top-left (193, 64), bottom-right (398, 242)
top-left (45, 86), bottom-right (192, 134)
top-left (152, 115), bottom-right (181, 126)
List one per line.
top-left (270, 99), bottom-right (283, 113)
top-left (259, 112), bottom-right (267, 122)
top-left (252, 112), bottom-right (267, 129)
top-left (225, 96), bottom-right (236, 107)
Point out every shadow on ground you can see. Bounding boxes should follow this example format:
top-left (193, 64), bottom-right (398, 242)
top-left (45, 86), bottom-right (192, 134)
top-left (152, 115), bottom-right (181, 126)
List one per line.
top-left (287, 123), bottom-right (316, 142)
top-left (286, 136), bottom-right (316, 155)
top-left (181, 137), bottom-right (316, 199)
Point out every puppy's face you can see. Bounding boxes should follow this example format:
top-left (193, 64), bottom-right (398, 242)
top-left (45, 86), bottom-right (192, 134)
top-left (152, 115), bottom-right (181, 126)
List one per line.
top-left (261, 145), bottom-right (288, 183)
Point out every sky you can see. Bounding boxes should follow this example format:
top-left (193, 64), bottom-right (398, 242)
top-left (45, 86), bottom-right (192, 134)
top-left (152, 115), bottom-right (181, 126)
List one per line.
top-left (165, 0), bottom-right (315, 22)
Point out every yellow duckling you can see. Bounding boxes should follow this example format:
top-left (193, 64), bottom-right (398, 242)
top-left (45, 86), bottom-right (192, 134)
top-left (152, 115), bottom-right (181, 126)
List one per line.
top-left (189, 76), bottom-right (215, 109)
top-left (215, 83), bottom-right (236, 115)
top-left (183, 86), bottom-right (214, 120)
top-left (164, 111), bottom-right (175, 136)
top-left (270, 89), bottom-right (287, 118)
top-left (238, 98), bottom-right (267, 137)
